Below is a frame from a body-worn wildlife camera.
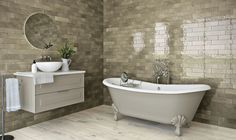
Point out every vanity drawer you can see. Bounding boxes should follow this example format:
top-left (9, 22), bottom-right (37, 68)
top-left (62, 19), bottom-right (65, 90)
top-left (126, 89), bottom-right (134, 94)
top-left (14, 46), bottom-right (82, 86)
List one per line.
top-left (35, 88), bottom-right (84, 113)
top-left (36, 74), bottom-right (84, 94)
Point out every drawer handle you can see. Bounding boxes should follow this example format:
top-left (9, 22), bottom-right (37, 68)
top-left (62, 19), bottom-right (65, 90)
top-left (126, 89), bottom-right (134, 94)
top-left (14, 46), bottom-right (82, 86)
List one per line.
top-left (58, 89), bottom-right (71, 92)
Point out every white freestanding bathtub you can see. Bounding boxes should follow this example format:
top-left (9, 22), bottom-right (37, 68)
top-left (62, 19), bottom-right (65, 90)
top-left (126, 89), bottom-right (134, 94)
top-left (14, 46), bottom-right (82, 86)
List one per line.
top-left (103, 78), bottom-right (211, 136)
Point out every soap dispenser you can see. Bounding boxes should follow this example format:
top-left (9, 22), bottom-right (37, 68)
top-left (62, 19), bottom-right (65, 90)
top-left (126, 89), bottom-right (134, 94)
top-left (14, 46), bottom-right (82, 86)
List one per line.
top-left (31, 60), bottom-right (37, 73)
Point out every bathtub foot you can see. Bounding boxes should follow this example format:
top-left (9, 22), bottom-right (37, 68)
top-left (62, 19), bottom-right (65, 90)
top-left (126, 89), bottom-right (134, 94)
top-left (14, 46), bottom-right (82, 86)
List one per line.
top-left (112, 104), bottom-right (122, 121)
top-left (171, 115), bottom-right (186, 136)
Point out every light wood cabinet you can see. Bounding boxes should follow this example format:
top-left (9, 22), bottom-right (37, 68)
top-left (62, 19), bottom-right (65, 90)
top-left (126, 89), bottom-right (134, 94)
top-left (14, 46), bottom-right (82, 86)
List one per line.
top-left (15, 71), bottom-right (85, 113)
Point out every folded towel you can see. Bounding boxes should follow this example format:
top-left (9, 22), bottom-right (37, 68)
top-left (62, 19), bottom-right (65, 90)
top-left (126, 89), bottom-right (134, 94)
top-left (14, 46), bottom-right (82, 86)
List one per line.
top-left (5, 78), bottom-right (21, 112)
top-left (33, 73), bottom-right (54, 85)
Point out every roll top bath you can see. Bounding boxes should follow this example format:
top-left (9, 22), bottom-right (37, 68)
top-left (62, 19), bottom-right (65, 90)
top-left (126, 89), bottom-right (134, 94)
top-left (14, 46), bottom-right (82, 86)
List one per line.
top-left (103, 78), bottom-right (210, 136)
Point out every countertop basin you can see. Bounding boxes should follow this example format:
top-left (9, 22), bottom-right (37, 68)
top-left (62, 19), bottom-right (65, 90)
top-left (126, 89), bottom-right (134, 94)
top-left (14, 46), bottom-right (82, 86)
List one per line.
top-left (36, 62), bottom-right (62, 72)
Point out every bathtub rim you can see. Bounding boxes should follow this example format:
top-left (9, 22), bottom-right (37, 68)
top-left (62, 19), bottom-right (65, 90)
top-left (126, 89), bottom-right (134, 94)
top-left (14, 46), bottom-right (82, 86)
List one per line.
top-left (103, 78), bottom-right (211, 94)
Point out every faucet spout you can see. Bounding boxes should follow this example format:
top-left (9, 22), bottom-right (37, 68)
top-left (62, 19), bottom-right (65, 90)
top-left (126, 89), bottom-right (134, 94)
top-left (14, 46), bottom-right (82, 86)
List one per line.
top-left (166, 71), bottom-right (170, 84)
top-left (47, 56), bottom-right (52, 61)
top-left (156, 76), bottom-right (160, 84)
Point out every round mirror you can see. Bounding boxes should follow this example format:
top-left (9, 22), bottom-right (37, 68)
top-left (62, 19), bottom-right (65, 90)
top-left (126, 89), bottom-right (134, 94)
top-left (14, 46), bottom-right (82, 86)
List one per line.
top-left (24, 13), bottom-right (60, 49)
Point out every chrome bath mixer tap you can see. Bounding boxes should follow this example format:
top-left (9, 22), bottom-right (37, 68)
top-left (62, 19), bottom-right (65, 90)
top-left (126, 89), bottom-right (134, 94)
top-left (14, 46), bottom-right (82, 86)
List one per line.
top-left (153, 59), bottom-right (170, 84)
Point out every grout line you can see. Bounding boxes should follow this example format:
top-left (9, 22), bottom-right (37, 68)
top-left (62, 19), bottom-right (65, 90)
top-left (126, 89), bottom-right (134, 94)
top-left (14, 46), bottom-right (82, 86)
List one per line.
top-left (203, 18), bottom-right (206, 79)
top-left (229, 18), bottom-right (233, 88)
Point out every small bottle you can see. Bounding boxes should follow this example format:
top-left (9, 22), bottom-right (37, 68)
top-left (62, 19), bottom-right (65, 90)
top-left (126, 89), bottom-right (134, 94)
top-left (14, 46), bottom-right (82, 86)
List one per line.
top-left (31, 60), bottom-right (37, 73)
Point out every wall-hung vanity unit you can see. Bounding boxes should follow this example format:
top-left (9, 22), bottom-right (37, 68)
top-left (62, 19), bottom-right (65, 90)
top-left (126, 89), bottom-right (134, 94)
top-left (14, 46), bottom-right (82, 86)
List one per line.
top-left (14, 71), bottom-right (85, 113)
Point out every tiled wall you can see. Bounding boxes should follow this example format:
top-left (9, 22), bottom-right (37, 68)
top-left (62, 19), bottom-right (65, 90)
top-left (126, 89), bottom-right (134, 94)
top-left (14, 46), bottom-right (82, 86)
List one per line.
top-left (103, 0), bottom-right (236, 128)
top-left (154, 23), bottom-right (169, 57)
top-left (1, 0), bottom-right (236, 132)
top-left (0, 0), bottom-right (103, 132)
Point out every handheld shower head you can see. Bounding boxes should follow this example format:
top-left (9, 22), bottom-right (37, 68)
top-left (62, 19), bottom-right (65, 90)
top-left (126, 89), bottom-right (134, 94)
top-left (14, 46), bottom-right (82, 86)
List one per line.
top-left (121, 72), bottom-right (128, 83)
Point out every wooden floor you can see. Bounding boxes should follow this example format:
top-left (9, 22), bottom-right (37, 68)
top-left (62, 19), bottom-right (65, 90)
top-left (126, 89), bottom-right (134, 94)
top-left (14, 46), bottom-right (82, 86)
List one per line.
top-left (8, 105), bottom-right (236, 140)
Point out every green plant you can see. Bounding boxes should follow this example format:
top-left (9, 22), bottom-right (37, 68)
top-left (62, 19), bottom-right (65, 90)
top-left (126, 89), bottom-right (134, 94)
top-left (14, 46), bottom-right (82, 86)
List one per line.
top-left (58, 41), bottom-right (76, 59)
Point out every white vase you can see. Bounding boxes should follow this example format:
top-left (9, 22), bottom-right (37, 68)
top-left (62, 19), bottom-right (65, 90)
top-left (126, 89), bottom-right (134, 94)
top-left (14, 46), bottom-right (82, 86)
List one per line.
top-left (61, 58), bottom-right (72, 72)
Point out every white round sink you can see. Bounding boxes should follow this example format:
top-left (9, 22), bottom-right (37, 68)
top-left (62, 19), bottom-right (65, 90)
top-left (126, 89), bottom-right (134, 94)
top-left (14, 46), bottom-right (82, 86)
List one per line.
top-left (36, 62), bottom-right (62, 72)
